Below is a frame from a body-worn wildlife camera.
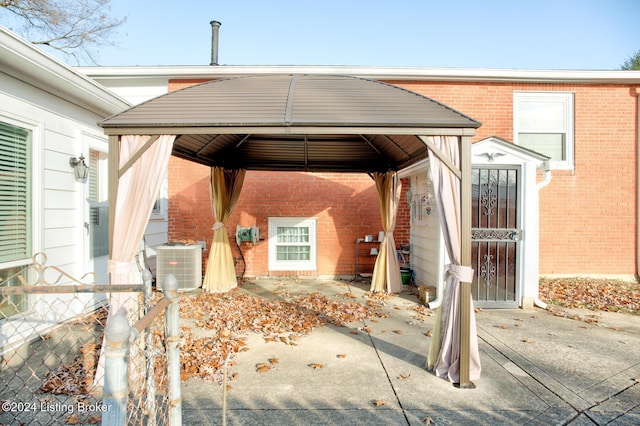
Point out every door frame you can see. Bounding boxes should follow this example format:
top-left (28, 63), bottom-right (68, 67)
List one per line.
top-left (471, 164), bottom-right (522, 308)
top-left (472, 137), bottom-right (550, 308)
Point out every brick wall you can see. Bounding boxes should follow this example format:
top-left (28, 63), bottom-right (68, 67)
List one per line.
top-left (167, 161), bottom-right (413, 277)
top-left (166, 78), bottom-right (638, 276)
top-left (391, 80), bottom-right (638, 275)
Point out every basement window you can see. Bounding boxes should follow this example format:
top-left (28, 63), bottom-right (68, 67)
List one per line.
top-left (268, 217), bottom-right (317, 271)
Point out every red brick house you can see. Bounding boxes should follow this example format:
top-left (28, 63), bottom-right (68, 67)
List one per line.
top-left (83, 66), bottom-right (640, 307)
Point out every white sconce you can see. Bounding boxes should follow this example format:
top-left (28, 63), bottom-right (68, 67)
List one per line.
top-left (69, 154), bottom-right (89, 183)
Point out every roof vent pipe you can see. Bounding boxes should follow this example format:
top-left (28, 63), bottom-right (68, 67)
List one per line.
top-left (210, 20), bottom-right (221, 65)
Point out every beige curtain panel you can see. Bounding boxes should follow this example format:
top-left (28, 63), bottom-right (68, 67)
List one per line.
top-left (108, 134), bottom-right (175, 311)
top-left (370, 171), bottom-right (403, 293)
top-left (97, 134), bottom-right (175, 384)
top-left (425, 135), bottom-right (481, 383)
top-left (202, 167), bottom-right (246, 293)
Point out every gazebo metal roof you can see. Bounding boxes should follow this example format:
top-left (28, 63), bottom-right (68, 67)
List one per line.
top-left (101, 74), bottom-right (480, 172)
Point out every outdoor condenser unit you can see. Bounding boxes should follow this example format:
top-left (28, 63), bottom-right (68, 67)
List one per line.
top-left (156, 244), bottom-right (202, 291)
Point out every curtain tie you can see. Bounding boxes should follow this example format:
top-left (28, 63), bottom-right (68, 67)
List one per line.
top-left (213, 222), bottom-right (225, 230)
top-left (445, 264), bottom-right (474, 282)
top-left (109, 260), bottom-right (131, 274)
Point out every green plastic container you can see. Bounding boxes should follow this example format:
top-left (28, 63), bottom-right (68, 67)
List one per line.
top-left (400, 268), bottom-right (412, 285)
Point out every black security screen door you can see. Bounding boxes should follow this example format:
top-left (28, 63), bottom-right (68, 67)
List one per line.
top-left (471, 166), bottom-right (521, 308)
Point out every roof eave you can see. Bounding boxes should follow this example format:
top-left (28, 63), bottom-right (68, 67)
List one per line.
top-left (0, 26), bottom-right (130, 115)
top-left (100, 125), bottom-right (479, 136)
top-left (78, 64), bottom-right (640, 85)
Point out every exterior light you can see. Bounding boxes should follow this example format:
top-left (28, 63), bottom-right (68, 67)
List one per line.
top-left (69, 154), bottom-right (89, 183)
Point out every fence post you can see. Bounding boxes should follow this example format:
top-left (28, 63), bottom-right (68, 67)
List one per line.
top-left (163, 274), bottom-right (182, 426)
top-left (102, 312), bottom-right (131, 426)
top-left (142, 269), bottom-right (157, 426)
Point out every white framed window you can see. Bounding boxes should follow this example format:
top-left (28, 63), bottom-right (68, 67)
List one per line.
top-left (150, 177), bottom-right (168, 221)
top-left (268, 217), bottom-right (317, 271)
top-left (513, 92), bottom-right (574, 169)
top-left (0, 120), bottom-right (32, 317)
top-left (0, 121), bottom-right (32, 265)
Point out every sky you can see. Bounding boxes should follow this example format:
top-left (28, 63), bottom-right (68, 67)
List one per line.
top-left (48, 0), bottom-right (640, 69)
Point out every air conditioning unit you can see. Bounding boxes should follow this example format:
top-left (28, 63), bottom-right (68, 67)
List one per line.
top-left (156, 244), bottom-right (202, 291)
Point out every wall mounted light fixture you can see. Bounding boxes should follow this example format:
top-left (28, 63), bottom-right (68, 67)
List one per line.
top-left (69, 154), bottom-right (89, 183)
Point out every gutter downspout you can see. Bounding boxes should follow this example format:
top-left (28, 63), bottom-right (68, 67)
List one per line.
top-left (636, 88), bottom-right (640, 281)
top-left (427, 240), bottom-right (446, 309)
top-left (533, 160), bottom-right (552, 309)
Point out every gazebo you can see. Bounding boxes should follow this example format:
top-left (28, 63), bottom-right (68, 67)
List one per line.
top-left (100, 74), bottom-right (482, 387)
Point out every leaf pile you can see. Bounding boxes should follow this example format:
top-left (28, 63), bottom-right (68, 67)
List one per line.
top-left (539, 277), bottom-right (640, 315)
top-left (178, 289), bottom-right (379, 382)
top-left (40, 307), bottom-right (108, 395)
top-left (40, 341), bottom-right (100, 395)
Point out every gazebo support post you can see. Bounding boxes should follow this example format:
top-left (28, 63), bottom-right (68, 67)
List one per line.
top-left (108, 134), bottom-right (120, 283)
top-left (458, 135), bottom-right (474, 388)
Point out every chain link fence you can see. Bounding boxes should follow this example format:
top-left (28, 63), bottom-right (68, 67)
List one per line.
top-left (0, 254), bottom-right (180, 426)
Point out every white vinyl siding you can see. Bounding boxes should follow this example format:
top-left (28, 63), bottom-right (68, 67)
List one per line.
top-left (408, 171), bottom-right (445, 290)
top-left (268, 217), bottom-right (317, 271)
top-left (514, 92), bottom-right (574, 169)
top-left (0, 121), bottom-right (31, 264)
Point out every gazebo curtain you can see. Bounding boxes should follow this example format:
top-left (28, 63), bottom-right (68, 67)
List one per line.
top-left (108, 134), bottom-right (175, 312)
top-left (369, 171), bottom-right (403, 293)
top-left (97, 134), bottom-right (175, 384)
top-left (425, 135), bottom-right (481, 383)
top-left (202, 167), bottom-right (246, 293)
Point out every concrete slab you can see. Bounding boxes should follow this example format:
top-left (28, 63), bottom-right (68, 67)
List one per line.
top-left (179, 279), bottom-right (640, 425)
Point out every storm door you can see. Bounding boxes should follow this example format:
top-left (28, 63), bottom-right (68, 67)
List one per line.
top-left (471, 166), bottom-right (521, 308)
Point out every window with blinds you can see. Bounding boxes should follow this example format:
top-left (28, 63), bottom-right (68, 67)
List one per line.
top-left (0, 121), bottom-right (31, 264)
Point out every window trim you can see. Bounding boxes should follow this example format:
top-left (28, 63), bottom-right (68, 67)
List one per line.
top-left (513, 91), bottom-right (574, 170)
top-left (150, 177), bottom-right (168, 221)
top-left (268, 217), bottom-right (317, 271)
top-left (0, 118), bottom-right (35, 268)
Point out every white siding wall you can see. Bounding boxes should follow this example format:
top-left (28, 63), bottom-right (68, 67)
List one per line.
top-left (0, 73), bottom-right (109, 328)
top-left (0, 73), bottom-right (112, 353)
top-left (409, 172), bottom-right (445, 290)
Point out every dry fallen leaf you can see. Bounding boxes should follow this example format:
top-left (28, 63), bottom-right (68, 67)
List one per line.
top-left (66, 415), bottom-right (80, 425)
top-left (268, 358), bottom-right (279, 365)
top-left (424, 330), bottom-right (432, 337)
top-left (521, 338), bottom-right (535, 344)
top-left (372, 399), bottom-right (386, 406)
top-left (337, 354), bottom-right (347, 359)
top-left (256, 363), bottom-right (271, 373)
top-left (393, 330), bottom-right (404, 335)
top-left (499, 324), bottom-right (509, 329)
top-left (423, 416), bottom-right (434, 425)
top-left (309, 363), bottom-right (325, 369)
top-left (398, 373), bottom-right (411, 380)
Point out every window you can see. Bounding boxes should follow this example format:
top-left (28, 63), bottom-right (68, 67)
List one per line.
top-left (268, 218), bottom-right (317, 271)
top-left (514, 92), bottom-right (574, 169)
top-left (88, 150), bottom-right (108, 258)
top-left (150, 177), bottom-right (168, 221)
top-left (0, 121), bottom-right (32, 317)
top-left (0, 121), bottom-right (31, 264)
